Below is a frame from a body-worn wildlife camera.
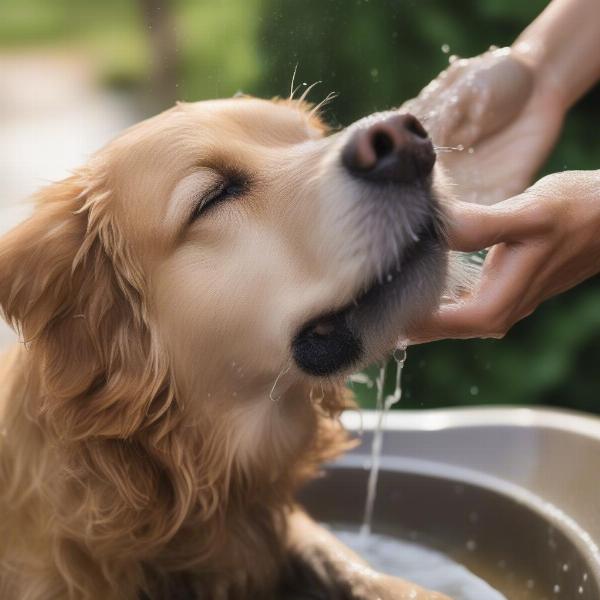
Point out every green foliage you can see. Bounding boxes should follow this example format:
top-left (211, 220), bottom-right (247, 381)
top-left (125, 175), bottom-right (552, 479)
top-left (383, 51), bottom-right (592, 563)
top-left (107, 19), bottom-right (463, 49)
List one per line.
top-left (176, 0), bottom-right (263, 99)
top-left (1, 0), bottom-right (599, 412)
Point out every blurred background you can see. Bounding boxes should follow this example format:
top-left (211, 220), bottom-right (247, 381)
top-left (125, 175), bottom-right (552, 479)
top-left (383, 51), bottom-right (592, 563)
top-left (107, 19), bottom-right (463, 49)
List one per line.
top-left (1, 0), bottom-right (599, 412)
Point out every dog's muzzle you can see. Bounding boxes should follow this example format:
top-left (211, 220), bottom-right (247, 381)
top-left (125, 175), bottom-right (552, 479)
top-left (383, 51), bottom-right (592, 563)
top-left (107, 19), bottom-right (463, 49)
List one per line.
top-left (291, 112), bottom-right (443, 378)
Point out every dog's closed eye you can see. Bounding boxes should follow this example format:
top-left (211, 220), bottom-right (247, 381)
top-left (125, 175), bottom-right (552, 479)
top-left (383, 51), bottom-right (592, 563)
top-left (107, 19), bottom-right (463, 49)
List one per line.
top-left (190, 176), bottom-right (247, 222)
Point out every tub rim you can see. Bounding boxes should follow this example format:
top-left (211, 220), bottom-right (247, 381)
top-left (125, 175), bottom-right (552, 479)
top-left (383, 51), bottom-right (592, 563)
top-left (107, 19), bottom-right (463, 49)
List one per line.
top-left (334, 405), bottom-right (600, 588)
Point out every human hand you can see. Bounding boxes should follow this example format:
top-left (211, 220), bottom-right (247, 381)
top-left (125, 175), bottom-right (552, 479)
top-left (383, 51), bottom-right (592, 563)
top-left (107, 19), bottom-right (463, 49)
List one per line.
top-left (403, 47), bottom-right (565, 204)
top-left (409, 170), bottom-right (600, 342)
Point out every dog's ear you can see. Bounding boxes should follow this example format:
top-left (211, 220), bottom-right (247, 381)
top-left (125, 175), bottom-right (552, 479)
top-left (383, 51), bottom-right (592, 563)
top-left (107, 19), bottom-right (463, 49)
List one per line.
top-left (0, 173), bottom-right (174, 440)
top-left (0, 176), bottom-right (87, 335)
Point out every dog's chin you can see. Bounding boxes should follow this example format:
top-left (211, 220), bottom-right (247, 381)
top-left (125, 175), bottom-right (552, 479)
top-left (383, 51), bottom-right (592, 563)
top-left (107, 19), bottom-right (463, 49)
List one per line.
top-left (291, 218), bottom-right (447, 378)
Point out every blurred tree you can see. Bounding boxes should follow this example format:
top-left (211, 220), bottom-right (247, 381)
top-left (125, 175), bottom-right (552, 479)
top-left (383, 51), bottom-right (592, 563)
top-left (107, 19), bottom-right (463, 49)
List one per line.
top-left (138, 0), bottom-right (179, 109)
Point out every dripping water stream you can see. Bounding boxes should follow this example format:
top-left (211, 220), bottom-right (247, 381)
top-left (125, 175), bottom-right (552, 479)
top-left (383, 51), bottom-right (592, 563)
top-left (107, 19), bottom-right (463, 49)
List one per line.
top-left (360, 345), bottom-right (407, 538)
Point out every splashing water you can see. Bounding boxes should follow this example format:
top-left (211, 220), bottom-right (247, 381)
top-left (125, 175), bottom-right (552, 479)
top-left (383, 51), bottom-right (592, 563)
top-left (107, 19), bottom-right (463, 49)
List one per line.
top-left (348, 372), bottom-right (375, 388)
top-left (360, 345), bottom-right (407, 538)
top-left (434, 144), bottom-right (465, 153)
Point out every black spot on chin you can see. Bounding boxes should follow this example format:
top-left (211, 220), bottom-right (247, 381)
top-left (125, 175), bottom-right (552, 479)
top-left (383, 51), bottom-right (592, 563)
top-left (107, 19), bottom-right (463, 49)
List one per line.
top-left (292, 312), bottom-right (363, 376)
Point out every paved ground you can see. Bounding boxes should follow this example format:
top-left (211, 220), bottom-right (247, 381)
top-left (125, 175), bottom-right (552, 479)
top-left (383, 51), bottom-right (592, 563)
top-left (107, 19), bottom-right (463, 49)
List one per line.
top-left (0, 51), bottom-right (137, 350)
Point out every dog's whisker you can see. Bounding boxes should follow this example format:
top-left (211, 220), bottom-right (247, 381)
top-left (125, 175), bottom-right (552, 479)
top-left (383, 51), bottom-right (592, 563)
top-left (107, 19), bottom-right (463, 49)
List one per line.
top-left (395, 204), bottom-right (411, 246)
top-left (269, 360), bottom-right (292, 403)
top-left (309, 383), bottom-right (325, 404)
top-left (407, 221), bottom-right (420, 243)
top-left (310, 91), bottom-right (337, 117)
top-left (290, 84), bottom-right (304, 100)
top-left (298, 80), bottom-right (322, 104)
top-left (289, 62), bottom-right (299, 100)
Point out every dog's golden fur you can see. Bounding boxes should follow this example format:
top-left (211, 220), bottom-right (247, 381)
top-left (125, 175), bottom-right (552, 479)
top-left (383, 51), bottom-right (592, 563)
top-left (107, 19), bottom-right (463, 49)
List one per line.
top-left (0, 98), bottom-right (350, 600)
top-left (0, 97), bottom-right (450, 599)
top-left (0, 172), bottom-right (351, 599)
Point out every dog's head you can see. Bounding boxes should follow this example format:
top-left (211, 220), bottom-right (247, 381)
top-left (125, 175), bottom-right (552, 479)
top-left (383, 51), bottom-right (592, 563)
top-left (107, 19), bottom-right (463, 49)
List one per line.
top-left (138, 99), bottom-right (448, 381)
top-left (0, 96), bottom-right (449, 469)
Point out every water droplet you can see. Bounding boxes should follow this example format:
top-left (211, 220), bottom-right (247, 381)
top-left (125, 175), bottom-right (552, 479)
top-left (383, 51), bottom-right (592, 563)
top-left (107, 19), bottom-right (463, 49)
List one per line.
top-left (441, 44), bottom-right (450, 54)
top-left (370, 68), bottom-right (379, 79)
top-left (578, 586), bottom-right (584, 594)
top-left (466, 539), bottom-right (477, 551)
top-left (562, 563), bottom-right (570, 572)
top-left (583, 573), bottom-right (589, 581)
top-left (526, 579), bottom-right (535, 589)
top-left (553, 584), bottom-right (561, 594)
top-left (393, 347), bottom-right (406, 364)
top-left (468, 147), bottom-right (475, 154)
top-left (469, 385), bottom-right (479, 396)
top-left (456, 144), bottom-right (464, 151)
top-left (348, 372), bottom-right (374, 387)
top-left (449, 54), bottom-right (458, 64)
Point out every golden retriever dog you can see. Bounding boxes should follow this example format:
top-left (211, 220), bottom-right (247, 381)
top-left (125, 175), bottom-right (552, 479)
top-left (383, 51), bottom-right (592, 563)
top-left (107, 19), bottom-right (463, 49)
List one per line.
top-left (0, 95), bottom-right (454, 599)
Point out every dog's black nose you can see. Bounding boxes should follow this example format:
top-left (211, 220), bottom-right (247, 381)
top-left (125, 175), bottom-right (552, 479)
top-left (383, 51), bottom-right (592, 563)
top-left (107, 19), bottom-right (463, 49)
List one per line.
top-left (341, 113), bottom-right (435, 184)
